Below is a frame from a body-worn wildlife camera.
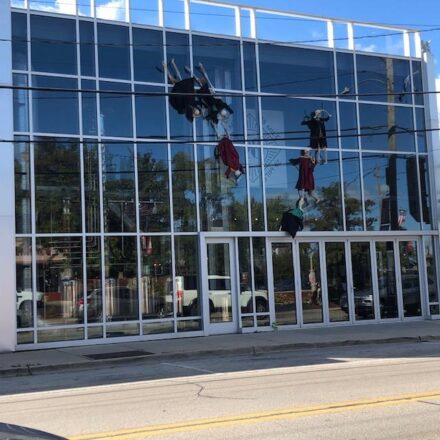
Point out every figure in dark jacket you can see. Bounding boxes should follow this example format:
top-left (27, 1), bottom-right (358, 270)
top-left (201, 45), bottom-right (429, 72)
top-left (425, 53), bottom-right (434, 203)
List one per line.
top-left (289, 148), bottom-right (320, 204)
top-left (302, 109), bottom-right (330, 163)
top-left (198, 82), bottom-right (234, 125)
top-left (280, 203), bottom-right (304, 239)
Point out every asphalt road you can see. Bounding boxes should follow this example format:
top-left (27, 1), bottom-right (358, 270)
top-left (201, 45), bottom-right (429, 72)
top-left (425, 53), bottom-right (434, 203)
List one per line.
top-left (1, 341), bottom-right (440, 439)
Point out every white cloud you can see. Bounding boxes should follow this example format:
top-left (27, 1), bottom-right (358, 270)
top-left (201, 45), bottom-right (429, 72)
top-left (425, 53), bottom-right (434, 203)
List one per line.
top-left (96, 0), bottom-right (126, 21)
top-left (28, 0), bottom-right (75, 15)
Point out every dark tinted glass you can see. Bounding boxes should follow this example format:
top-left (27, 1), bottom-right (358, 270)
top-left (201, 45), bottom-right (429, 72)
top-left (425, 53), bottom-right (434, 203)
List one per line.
top-left (137, 144), bottom-right (170, 232)
top-left (135, 85), bottom-right (166, 138)
top-left (359, 104), bottom-right (414, 152)
top-left (84, 142), bottom-right (100, 233)
top-left (32, 76), bottom-right (79, 135)
top-left (14, 137), bottom-right (31, 234)
top-left (243, 42), bottom-right (258, 92)
top-left (13, 74), bottom-right (29, 132)
top-left (336, 52), bottom-right (355, 98)
top-left (339, 101), bottom-right (358, 149)
top-left (342, 152), bottom-right (363, 230)
top-left (82, 79), bottom-right (98, 136)
top-left (133, 28), bottom-right (163, 83)
top-left (98, 23), bottom-right (130, 80)
top-left (249, 147), bottom-right (264, 231)
top-left (259, 45), bottom-right (335, 95)
top-left (192, 35), bottom-right (242, 90)
top-left (246, 97), bottom-right (260, 141)
top-left (12, 13), bottom-right (27, 71)
top-left (415, 107), bottom-right (426, 152)
top-left (79, 21), bottom-right (95, 77)
top-left (31, 15), bottom-right (77, 74)
top-left (99, 81), bottom-right (133, 137)
top-left (412, 61), bottom-right (424, 105)
top-left (357, 55), bottom-right (411, 104)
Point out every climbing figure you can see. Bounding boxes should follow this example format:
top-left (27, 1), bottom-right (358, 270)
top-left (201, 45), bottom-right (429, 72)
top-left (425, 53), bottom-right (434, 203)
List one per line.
top-left (279, 199), bottom-right (305, 239)
top-left (289, 148), bottom-right (320, 205)
top-left (302, 109), bottom-right (331, 164)
top-left (161, 59), bottom-right (201, 122)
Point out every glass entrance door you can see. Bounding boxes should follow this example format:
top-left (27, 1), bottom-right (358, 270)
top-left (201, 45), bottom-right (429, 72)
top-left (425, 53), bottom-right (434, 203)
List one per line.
top-left (205, 239), bottom-right (238, 334)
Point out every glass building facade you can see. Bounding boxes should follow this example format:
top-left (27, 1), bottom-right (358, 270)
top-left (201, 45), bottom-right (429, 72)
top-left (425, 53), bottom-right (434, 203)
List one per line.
top-left (2, 0), bottom-right (440, 349)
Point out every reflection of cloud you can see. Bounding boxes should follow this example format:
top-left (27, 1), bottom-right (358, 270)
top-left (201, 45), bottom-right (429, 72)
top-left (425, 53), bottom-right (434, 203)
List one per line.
top-left (311, 31), bottom-right (324, 39)
top-left (355, 43), bottom-right (377, 52)
top-left (96, 0), bottom-right (126, 21)
top-left (31, 0), bottom-right (76, 15)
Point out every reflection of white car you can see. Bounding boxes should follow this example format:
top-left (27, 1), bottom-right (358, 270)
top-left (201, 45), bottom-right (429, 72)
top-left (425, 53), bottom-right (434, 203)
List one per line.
top-left (16, 290), bottom-right (44, 327)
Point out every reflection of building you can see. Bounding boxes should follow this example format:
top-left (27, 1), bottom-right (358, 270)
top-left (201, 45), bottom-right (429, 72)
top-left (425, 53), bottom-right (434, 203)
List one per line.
top-left (1, 0), bottom-right (440, 351)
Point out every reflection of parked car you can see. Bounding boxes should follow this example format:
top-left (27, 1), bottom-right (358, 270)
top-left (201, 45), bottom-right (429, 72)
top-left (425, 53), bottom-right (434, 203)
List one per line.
top-left (340, 288), bottom-right (374, 318)
top-left (16, 290), bottom-right (43, 327)
top-left (76, 289), bottom-right (102, 322)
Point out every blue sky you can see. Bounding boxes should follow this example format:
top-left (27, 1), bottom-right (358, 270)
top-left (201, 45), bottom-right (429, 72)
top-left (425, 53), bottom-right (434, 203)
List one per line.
top-left (223, 0), bottom-right (440, 77)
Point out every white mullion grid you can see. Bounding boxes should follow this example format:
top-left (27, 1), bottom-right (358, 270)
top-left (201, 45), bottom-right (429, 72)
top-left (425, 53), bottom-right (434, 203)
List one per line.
top-left (333, 49), bottom-right (347, 232)
top-left (94, 18), bottom-right (107, 339)
top-left (264, 237), bottom-right (275, 326)
top-left (289, 240), bottom-right (299, 326)
top-left (249, 8), bottom-right (256, 39)
top-left (184, 0), bottom-right (190, 31)
top-left (344, 240), bottom-right (355, 323)
top-left (293, 240), bottom-right (303, 327)
top-left (76, 16), bottom-right (88, 338)
top-left (234, 6), bottom-right (241, 38)
top-left (327, 20), bottom-right (334, 49)
top-left (370, 240), bottom-right (381, 320)
top-left (394, 239), bottom-right (404, 320)
top-left (403, 31), bottom-right (411, 58)
top-left (248, 237), bottom-right (257, 329)
top-left (158, 0), bottom-right (164, 28)
top-left (416, 238), bottom-right (429, 317)
top-left (125, 0), bottom-right (130, 23)
top-left (233, 237), bottom-right (241, 328)
top-left (90, 0), bottom-right (95, 18)
top-left (319, 241), bottom-right (330, 324)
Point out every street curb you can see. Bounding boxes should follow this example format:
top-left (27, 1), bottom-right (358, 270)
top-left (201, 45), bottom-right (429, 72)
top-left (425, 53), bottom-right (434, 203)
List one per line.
top-left (1, 334), bottom-right (439, 378)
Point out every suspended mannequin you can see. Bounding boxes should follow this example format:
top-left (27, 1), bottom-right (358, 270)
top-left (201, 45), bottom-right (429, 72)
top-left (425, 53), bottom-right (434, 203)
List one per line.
top-left (289, 148), bottom-right (320, 204)
top-left (280, 199), bottom-right (304, 239)
top-left (302, 109), bottom-right (331, 164)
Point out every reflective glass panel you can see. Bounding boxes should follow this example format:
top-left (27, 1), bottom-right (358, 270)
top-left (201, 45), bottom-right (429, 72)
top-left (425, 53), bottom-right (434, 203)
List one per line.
top-left (84, 237), bottom-right (102, 324)
top-left (37, 328), bottom-right (84, 343)
top-left (412, 61), bottom-right (424, 106)
top-left (36, 237), bottom-right (83, 326)
top-left (106, 324), bottom-right (140, 338)
top-left (272, 243), bottom-right (296, 325)
top-left (260, 97), bottom-right (337, 148)
top-left (97, 24), bottom-right (130, 80)
top-left (191, 3), bottom-right (236, 36)
top-left (399, 240), bottom-right (422, 317)
top-left (79, 21), bottom-right (95, 77)
top-left (249, 147), bottom-right (264, 231)
top-left (32, 76), bottom-right (79, 135)
top-left (238, 238), bottom-right (254, 314)
top-left (300, 242), bottom-right (322, 324)
top-left (420, 156), bottom-right (432, 229)
top-left (135, 85), bottom-right (167, 138)
top-left (164, 0), bottom-right (185, 29)
top-left (133, 28), bottom-right (164, 83)
top-left (137, 144), bottom-right (170, 232)
top-left (192, 35), bottom-right (242, 90)
top-left (326, 242), bottom-right (348, 322)
top-left (84, 142), bottom-right (100, 233)
top-left (175, 236), bottom-right (200, 317)
top-left (252, 237), bottom-right (269, 314)
top-left (336, 52), bottom-right (355, 99)
top-left (16, 238), bottom-right (33, 328)
top-left (31, 15), bottom-right (77, 74)
top-left (259, 45), bottom-right (335, 95)
top-left (171, 144), bottom-right (197, 232)
top-left (35, 138), bottom-right (81, 233)
top-left (198, 144), bottom-right (248, 231)
top-left (424, 237), bottom-right (439, 304)
top-left (342, 152), bottom-right (363, 231)
top-left (356, 55), bottom-right (411, 104)
top-left (12, 13), bottom-right (27, 71)
top-left (82, 80), bottom-right (98, 136)
top-left (246, 97), bottom-right (260, 142)
top-left (131, 0), bottom-right (158, 25)
top-left (14, 137), bottom-right (31, 234)
top-left (207, 243), bottom-right (232, 323)
top-left (355, 26), bottom-right (404, 57)
top-left (376, 241), bottom-right (398, 319)
top-left (105, 236), bottom-right (138, 321)
top-left (363, 153), bottom-right (421, 231)
top-left (415, 108), bottom-right (427, 153)
top-left (99, 81), bottom-right (133, 137)
top-left (351, 242), bottom-right (375, 320)
top-left (339, 101), bottom-right (358, 149)
top-left (102, 144), bottom-right (136, 233)
top-left (141, 236), bottom-right (172, 319)
top-left (243, 42), bottom-right (258, 92)
top-left (359, 104), bottom-right (414, 152)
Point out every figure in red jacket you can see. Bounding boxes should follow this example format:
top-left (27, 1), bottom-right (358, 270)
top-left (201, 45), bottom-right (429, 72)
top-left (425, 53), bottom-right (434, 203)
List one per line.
top-left (216, 137), bottom-right (245, 182)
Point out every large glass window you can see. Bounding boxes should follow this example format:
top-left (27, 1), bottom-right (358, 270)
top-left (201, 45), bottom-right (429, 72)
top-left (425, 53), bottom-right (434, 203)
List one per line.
top-left (359, 104), bottom-right (415, 152)
top-left (12, 12), bottom-right (27, 71)
top-left (105, 236), bottom-right (138, 322)
top-left (84, 142), bottom-right (101, 233)
top-left (102, 144), bottom-right (136, 233)
top-left (85, 237), bottom-right (102, 324)
top-left (82, 80), bottom-right (98, 136)
top-left (363, 153), bottom-right (421, 231)
top-left (133, 28), bottom-right (163, 83)
top-left (339, 101), bottom-right (358, 149)
top-left (198, 144), bottom-right (248, 231)
top-left (419, 156), bottom-right (432, 229)
top-left (79, 21), bottom-right (95, 77)
top-left (35, 138), bottom-right (81, 233)
top-left (249, 147), bottom-right (264, 231)
top-left (13, 74), bottom-right (29, 133)
top-left (97, 23), bottom-right (130, 80)
top-left (171, 144), bottom-right (197, 232)
top-left (415, 108), bottom-right (427, 153)
top-left (326, 242), bottom-right (349, 322)
top-left (32, 76), bottom-right (79, 135)
top-left (376, 241), bottom-right (398, 319)
top-left (243, 42), bottom-right (258, 92)
top-left (342, 152), bottom-right (363, 230)
top-left (175, 236), bottom-right (200, 318)
top-left (336, 52), bottom-right (355, 98)
top-left (99, 81), bottom-right (133, 137)
top-left (246, 97), bottom-right (260, 142)
top-left (141, 236), bottom-right (172, 319)
top-left (259, 45), bottom-right (335, 95)
top-left (424, 237), bottom-right (439, 307)
top-left (36, 237), bottom-right (83, 327)
top-left (137, 144), bottom-right (170, 232)
top-left (31, 15), bottom-right (77, 74)
top-left (16, 238), bottom-right (33, 328)
top-left (135, 85), bottom-right (167, 138)
top-left (252, 237), bottom-right (270, 323)
top-left (412, 61), bottom-right (424, 106)
top-left (357, 55), bottom-right (411, 104)
top-left (238, 237), bottom-right (254, 315)
top-left (192, 35), bottom-right (242, 90)
top-left (14, 137), bottom-right (31, 234)
top-left (399, 240), bottom-right (422, 317)
top-left (260, 97), bottom-right (337, 149)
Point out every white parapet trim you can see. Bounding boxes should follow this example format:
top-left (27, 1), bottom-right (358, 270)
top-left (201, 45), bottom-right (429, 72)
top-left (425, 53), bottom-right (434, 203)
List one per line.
top-left (0, 1), bottom-right (17, 352)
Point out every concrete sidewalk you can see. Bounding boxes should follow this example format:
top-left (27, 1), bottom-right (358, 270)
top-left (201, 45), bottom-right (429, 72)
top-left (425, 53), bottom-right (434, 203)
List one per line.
top-left (2, 321), bottom-right (440, 376)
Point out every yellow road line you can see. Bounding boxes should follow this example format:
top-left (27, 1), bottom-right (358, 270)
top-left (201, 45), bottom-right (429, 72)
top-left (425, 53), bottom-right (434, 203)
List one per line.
top-left (70, 390), bottom-right (440, 440)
